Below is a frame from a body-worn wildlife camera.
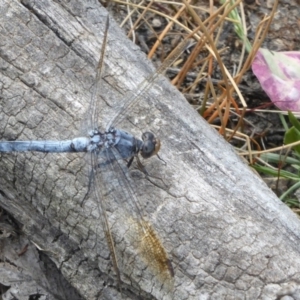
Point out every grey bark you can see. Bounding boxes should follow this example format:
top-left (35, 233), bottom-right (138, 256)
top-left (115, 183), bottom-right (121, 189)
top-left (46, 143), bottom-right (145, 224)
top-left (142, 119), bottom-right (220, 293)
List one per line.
top-left (0, 1), bottom-right (300, 299)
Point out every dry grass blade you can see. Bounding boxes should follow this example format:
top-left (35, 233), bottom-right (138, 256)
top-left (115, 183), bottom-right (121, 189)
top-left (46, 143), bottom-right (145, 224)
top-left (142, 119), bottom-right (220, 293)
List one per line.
top-left (109, 0), bottom-right (283, 167)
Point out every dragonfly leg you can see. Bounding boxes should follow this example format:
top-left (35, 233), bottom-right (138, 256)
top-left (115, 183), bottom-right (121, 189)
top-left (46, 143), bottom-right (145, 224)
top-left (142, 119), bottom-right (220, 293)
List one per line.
top-left (126, 155), bottom-right (169, 189)
top-left (136, 155), bottom-right (149, 176)
top-left (135, 156), bottom-right (169, 189)
top-left (126, 156), bottom-right (135, 169)
top-left (156, 153), bottom-right (167, 166)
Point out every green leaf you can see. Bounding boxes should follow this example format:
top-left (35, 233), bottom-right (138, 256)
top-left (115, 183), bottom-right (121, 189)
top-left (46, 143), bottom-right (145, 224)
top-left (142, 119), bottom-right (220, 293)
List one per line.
top-left (260, 153), bottom-right (300, 165)
top-left (288, 110), bottom-right (300, 131)
top-left (284, 127), bottom-right (300, 154)
top-left (252, 164), bottom-right (300, 180)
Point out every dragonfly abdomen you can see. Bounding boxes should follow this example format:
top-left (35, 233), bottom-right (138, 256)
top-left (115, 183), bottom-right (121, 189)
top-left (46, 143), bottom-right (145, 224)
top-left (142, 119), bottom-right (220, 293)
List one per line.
top-left (0, 137), bottom-right (90, 153)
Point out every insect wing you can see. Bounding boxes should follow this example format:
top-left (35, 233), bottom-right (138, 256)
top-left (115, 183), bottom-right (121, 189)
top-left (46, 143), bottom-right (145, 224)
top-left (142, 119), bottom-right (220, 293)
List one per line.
top-left (107, 36), bottom-right (189, 130)
top-left (87, 16), bottom-right (110, 131)
top-left (89, 148), bottom-right (122, 285)
top-left (91, 144), bottom-right (174, 289)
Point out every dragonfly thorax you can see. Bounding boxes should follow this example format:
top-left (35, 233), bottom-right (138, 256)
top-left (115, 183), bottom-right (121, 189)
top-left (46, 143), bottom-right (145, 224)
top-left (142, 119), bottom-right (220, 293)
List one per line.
top-left (87, 127), bottom-right (160, 161)
top-left (87, 127), bottom-right (121, 153)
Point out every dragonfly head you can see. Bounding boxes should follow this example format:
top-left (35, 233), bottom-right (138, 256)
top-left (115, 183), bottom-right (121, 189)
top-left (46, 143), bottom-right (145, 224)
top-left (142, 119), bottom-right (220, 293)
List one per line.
top-left (140, 132), bottom-right (161, 159)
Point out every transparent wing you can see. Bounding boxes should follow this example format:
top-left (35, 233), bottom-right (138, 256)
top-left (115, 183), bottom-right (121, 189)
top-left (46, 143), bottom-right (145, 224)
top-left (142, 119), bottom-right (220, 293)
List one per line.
top-left (88, 13), bottom-right (175, 291)
top-left (86, 15), bottom-right (124, 287)
top-left (107, 36), bottom-right (189, 130)
top-left (88, 15), bottom-right (110, 131)
top-left (92, 145), bottom-right (174, 288)
top-left (89, 149), bottom-right (122, 287)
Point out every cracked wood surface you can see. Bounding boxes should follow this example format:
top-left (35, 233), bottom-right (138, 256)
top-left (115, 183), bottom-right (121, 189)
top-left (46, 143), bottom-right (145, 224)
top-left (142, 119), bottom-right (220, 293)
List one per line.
top-left (0, 1), bottom-right (300, 299)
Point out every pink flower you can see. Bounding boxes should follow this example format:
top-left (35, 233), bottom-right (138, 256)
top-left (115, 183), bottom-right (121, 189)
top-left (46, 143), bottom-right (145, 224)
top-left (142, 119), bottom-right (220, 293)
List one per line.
top-left (252, 48), bottom-right (300, 111)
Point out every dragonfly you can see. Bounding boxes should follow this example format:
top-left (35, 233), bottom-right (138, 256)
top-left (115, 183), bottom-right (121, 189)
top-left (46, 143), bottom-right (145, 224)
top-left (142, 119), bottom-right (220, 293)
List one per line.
top-left (0, 14), bottom-right (186, 294)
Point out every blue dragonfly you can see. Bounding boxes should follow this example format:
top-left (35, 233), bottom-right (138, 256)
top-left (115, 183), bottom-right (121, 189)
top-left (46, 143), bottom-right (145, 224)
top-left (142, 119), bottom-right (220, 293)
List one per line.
top-left (0, 15), bottom-right (187, 293)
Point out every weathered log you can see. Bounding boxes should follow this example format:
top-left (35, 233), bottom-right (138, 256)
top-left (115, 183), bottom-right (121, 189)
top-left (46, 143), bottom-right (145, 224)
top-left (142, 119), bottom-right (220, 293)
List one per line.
top-left (0, 1), bottom-right (300, 299)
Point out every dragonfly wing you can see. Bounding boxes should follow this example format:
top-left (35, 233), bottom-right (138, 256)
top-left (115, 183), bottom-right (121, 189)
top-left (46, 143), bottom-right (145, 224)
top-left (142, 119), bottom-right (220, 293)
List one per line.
top-left (93, 145), bottom-right (174, 290)
top-left (107, 37), bottom-right (189, 130)
top-left (87, 15), bottom-right (110, 131)
top-left (89, 149), bottom-right (122, 287)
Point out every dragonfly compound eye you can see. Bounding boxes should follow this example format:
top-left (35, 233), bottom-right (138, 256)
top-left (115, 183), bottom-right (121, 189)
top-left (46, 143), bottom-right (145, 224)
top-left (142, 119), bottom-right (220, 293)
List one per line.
top-left (140, 132), bottom-right (161, 159)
